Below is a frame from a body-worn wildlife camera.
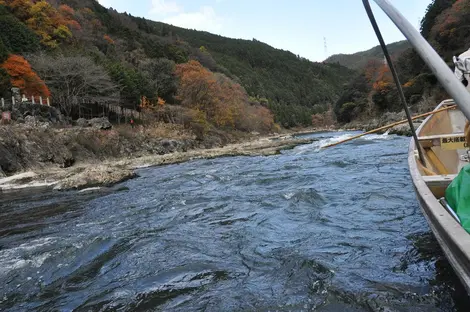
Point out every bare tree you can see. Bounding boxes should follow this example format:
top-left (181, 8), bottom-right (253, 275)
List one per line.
top-left (28, 53), bottom-right (119, 117)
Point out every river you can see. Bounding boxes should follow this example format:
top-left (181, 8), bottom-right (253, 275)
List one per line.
top-left (0, 131), bottom-right (469, 311)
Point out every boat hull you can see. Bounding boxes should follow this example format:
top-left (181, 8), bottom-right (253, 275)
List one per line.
top-left (409, 123), bottom-right (470, 293)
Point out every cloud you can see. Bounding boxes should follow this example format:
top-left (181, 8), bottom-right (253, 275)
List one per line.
top-left (97, 0), bottom-right (114, 7)
top-left (148, 4), bottom-right (223, 34)
top-left (150, 0), bottom-right (182, 15)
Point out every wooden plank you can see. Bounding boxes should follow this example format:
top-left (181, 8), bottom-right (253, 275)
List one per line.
top-left (426, 148), bottom-right (449, 174)
top-left (423, 174), bottom-right (457, 188)
top-left (419, 133), bottom-right (466, 148)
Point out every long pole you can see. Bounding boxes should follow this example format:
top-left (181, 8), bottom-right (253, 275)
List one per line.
top-left (363, 0), bottom-right (425, 164)
top-left (322, 105), bottom-right (456, 149)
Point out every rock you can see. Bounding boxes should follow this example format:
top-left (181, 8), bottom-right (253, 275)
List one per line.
top-left (54, 165), bottom-right (136, 190)
top-left (76, 118), bottom-right (89, 128)
top-left (0, 143), bottom-right (23, 174)
top-left (25, 115), bottom-right (37, 126)
top-left (89, 117), bottom-right (112, 130)
top-left (389, 123), bottom-right (422, 136)
top-left (381, 111), bottom-right (406, 125)
top-left (39, 122), bottom-right (50, 130)
top-left (0, 166), bottom-right (5, 178)
top-left (0, 172), bottom-right (37, 186)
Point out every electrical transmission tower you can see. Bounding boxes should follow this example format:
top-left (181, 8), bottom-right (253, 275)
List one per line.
top-left (324, 37), bottom-right (328, 59)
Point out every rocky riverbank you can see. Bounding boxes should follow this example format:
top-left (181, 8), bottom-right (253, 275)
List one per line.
top-left (342, 110), bottom-right (422, 136)
top-left (0, 123), bottom-right (315, 191)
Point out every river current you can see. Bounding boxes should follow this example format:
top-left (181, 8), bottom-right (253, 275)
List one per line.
top-left (1, 131), bottom-right (469, 311)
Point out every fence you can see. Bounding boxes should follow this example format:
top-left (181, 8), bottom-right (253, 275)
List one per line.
top-left (71, 99), bottom-right (141, 124)
top-left (0, 94), bottom-right (142, 125)
top-left (1, 94), bottom-right (51, 109)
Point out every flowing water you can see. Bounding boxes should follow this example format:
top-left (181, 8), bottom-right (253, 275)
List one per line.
top-left (1, 131), bottom-right (469, 312)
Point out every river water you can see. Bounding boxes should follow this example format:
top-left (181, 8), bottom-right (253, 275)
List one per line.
top-left (1, 131), bottom-right (469, 312)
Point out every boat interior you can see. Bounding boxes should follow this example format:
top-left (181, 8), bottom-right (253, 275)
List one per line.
top-left (415, 100), bottom-right (469, 199)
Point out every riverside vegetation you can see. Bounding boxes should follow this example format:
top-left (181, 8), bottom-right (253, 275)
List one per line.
top-left (0, 0), bottom-right (465, 189)
top-left (0, 0), bottom-right (354, 189)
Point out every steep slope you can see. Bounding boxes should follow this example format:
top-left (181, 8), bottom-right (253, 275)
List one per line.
top-left (326, 40), bottom-right (410, 70)
top-left (333, 0), bottom-right (466, 124)
top-left (0, 0), bottom-right (355, 128)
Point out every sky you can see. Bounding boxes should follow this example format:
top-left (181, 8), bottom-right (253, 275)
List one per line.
top-left (97, 0), bottom-right (431, 62)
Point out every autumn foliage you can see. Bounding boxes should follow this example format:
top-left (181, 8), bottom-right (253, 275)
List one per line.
top-left (0, 0), bottom-right (80, 48)
top-left (372, 65), bottom-right (393, 93)
top-left (1, 54), bottom-right (50, 96)
top-left (175, 60), bottom-right (274, 132)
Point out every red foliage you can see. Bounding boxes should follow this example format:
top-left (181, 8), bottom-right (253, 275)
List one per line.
top-left (1, 54), bottom-right (50, 97)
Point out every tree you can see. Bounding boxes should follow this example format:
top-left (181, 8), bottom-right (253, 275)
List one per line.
top-left (138, 58), bottom-right (177, 101)
top-left (421, 0), bottom-right (456, 38)
top-left (176, 60), bottom-right (274, 131)
top-left (106, 62), bottom-right (151, 108)
top-left (0, 0), bottom-right (77, 48)
top-left (0, 67), bottom-right (11, 97)
top-left (28, 54), bottom-right (118, 116)
top-left (0, 5), bottom-right (40, 54)
top-left (1, 54), bottom-right (50, 96)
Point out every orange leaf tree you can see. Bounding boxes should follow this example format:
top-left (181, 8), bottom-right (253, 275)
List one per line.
top-left (1, 54), bottom-right (50, 96)
top-left (176, 60), bottom-right (274, 132)
top-left (0, 0), bottom-right (78, 48)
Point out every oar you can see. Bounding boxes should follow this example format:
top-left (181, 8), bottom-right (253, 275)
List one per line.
top-left (322, 105), bottom-right (457, 149)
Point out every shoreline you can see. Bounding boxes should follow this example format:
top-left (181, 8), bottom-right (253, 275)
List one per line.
top-left (0, 132), bottom-right (318, 192)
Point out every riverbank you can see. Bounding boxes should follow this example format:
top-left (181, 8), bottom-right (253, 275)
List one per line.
top-left (341, 110), bottom-right (422, 136)
top-left (0, 127), bottom-right (315, 191)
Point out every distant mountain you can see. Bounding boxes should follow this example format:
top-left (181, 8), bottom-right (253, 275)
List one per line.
top-left (325, 41), bottom-right (411, 70)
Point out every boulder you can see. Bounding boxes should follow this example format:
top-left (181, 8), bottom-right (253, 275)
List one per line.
top-left (0, 143), bottom-right (23, 174)
top-left (89, 117), bottom-right (112, 130)
top-left (76, 118), bottom-right (89, 128)
top-left (54, 165), bottom-right (136, 190)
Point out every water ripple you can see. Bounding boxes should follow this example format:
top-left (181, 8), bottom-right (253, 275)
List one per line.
top-left (0, 132), bottom-right (469, 311)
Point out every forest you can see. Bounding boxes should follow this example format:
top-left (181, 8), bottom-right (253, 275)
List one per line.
top-left (0, 0), bottom-right (356, 134)
top-left (333, 0), bottom-right (469, 124)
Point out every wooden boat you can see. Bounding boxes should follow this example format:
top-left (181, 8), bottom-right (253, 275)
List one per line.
top-left (409, 100), bottom-right (470, 293)
top-left (362, 0), bottom-right (470, 294)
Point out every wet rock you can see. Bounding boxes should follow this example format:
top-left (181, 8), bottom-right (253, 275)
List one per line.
top-left (76, 118), bottom-right (89, 128)
top-left (54, 165), bottom-right (136, 190)
top-left (89, 117), bottom-right (112, 130)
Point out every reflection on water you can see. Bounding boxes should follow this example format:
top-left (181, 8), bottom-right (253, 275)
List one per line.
top-left (0, 132), bottom-right (468, 311)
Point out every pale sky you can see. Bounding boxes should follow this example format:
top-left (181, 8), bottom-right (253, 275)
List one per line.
top-left (97, 0), bottom-right (431, 62)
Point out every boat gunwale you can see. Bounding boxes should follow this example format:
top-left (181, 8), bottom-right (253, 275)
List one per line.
top-left (409, 100), bottom-right (470, 293)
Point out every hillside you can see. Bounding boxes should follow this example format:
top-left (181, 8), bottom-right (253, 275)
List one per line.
top-left (333, 0), bottom-right (467, 125)
top-left (0, 0), bottom-right (355, 129)
top-left (325, 40), bottom-right (410, 70)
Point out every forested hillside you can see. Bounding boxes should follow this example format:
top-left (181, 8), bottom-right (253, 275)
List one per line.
top-left (0, 0), bottom-right (355, 131)
top-left (326, 41), bottom-right (410, 70)
top-left (334, 0), bottom-right (468, 124)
